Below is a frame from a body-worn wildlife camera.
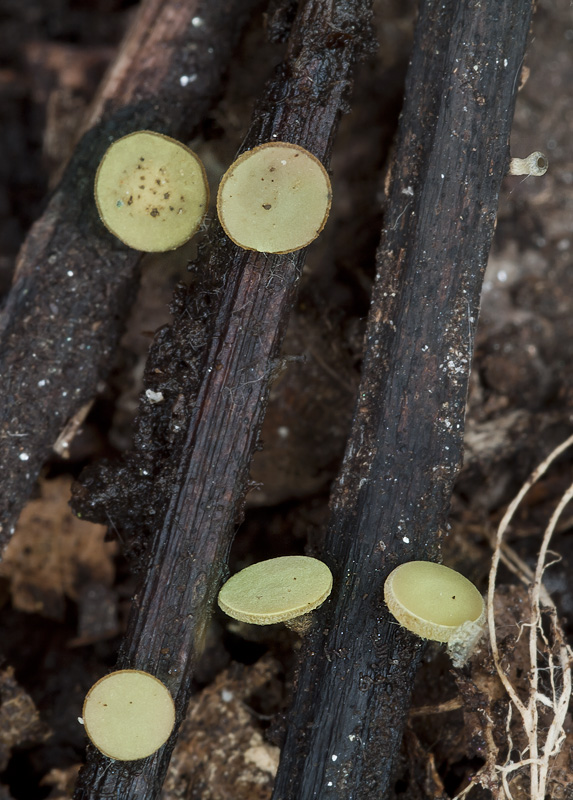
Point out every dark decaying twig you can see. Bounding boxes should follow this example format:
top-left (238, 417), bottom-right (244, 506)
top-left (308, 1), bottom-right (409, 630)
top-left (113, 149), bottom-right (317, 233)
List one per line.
top-left (271, 1), bottom-right (534, 798)
top-left (71, 0), bottom-right (375, 798)
top-left (0, 0), bottom-right (260, 553)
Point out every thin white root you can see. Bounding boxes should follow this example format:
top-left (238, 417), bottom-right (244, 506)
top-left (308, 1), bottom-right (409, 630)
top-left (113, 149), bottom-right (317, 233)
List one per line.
top-left (486, 434), bottom-right (573, 800)
top-left (455, 435), bottom-right (573, 800)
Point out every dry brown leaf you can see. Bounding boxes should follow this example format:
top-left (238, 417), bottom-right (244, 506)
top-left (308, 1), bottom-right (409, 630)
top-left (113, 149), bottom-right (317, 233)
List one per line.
top-left (0, 666), bottom-right (50, 772)
top-left (163, 656), bottom-right (281, 800)
top-left (40, 764), bottom-right (81, 800)
top-left (0, 476), bottom-right (116, 621)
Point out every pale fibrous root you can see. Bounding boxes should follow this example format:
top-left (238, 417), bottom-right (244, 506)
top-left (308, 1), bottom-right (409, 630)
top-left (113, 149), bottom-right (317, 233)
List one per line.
top-left (454, 433), bottom-right (573, 800)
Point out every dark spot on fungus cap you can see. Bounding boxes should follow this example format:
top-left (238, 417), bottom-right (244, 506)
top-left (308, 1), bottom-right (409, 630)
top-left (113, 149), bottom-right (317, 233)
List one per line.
top-left (94, 130), bottom-right (209, 252)
top-left (216, 141), bottom-right (332, 254)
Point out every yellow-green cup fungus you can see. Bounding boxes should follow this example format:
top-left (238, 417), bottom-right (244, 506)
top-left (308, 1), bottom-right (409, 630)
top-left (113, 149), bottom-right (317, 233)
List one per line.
top-left (82, 669), bottom-right (176, 761)
top-left (94, 130), bottom-right (209, 252)
top-left (216, 141), bottom-right (332, 254)
top-left (218, 555), bottom-right (333, 626)
top-left (384, 561), bottom-right (485, 665)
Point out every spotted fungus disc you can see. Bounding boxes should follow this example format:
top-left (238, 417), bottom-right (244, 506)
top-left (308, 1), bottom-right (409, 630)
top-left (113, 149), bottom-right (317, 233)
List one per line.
top-left (218, 555), bottom-right (333, 625)
top-left (94, 130), bottom-right (208, 252)
top-left (82, 669), bottom-right (175, 760)
top-left (384, 561), bottom-right (485, 644)
top-left (216, 142), bottom-right (332, 253)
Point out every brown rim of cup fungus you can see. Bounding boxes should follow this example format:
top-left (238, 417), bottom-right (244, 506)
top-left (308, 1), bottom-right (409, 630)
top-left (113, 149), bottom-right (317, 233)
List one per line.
top-left (81, 669), bottom-right (175, 761)
top-left (94, 130), bottom-right (209, 252)
top-left (216, 141), bottom-right (332, 254)
top-left (217, 555), bottom-right (333, 625)
top-left (383, 561), bottom-right (485, 645)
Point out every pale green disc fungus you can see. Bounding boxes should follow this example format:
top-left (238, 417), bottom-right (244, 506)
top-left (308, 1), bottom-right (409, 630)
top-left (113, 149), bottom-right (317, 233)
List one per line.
top-left (384, 561), bottom-right (485, 644)
top-left (94, 130), bottom-right (209, 252)
top-left (216, 142), bottom-right (332, 254)
top-left (82, 669), bottom-right (175, 761)
top-left (218, 555), bottom-right (333, 625)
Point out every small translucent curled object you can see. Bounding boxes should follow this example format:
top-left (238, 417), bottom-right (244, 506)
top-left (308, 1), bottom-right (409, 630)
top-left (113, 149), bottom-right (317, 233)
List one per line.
top-left (384, 561), bottom-right (485, 647)
top-left (508, 151), bottom-right (548, 177)
top-left (82, 669), bottom-right (175, 760)
top-left (216, 142), bottom-right (332, 254)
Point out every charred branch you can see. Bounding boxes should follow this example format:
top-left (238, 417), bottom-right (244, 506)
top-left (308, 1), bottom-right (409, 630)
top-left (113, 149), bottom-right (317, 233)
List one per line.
top-left (0, 0), bottom-right (261, 553)
top-left (271, 0), bottom-right (534, 798)
top-left (71, 0), bottom-right (375, 798)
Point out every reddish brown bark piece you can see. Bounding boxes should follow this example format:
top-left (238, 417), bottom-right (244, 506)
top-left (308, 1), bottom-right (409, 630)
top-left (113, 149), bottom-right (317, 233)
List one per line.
top-left (271, 1), bottom-right (534, 798)
top-left (71, 0), bottom-right (375, 797)
top-left (0, 0), bottom-right (261, 554)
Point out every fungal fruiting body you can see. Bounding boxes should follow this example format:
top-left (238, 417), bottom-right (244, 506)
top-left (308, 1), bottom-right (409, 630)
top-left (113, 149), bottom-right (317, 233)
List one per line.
top-left (216, 142), bottom-right (332, 253)
top-left (82, 669), bottom-right (175, 760)
top-left (508, 151), bottom-right (548, 177)
top-left (94, 130), bottom-right (208, 252)
top-left (218, 555), bottom-right (333, 625)
top-left (384, 561), bottom-right (485, 663)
